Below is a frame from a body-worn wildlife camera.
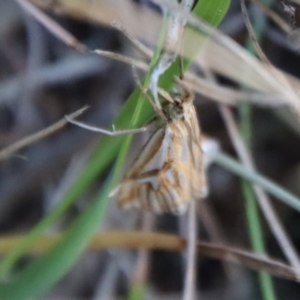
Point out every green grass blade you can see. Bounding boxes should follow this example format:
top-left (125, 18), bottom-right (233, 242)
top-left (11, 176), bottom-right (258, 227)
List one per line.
top-left (240, 0), bottom-right (276, 297)
top-left (243, 182), bottom-right (276, 300)
top-left (240, 100), bottom-right (276, 300)
top-left (215, 153), bottom-right (300, 213)
top-left (128, 283), bottom-right (146, 300)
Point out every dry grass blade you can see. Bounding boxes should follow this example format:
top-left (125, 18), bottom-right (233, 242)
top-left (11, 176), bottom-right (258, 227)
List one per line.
top-left (92, 50), bottom-right (148, 71)
top-left (29, 0), bottom-right (163, 42)
top-left (185, 72), bottom-right (287, 106)
top-left (0, 106), bottom-right (88, 162)
top-left (111, 21), bottom-right (153, 58)
top-left (240, 0), bottom-right (270, 63)
top-left (97, 42), bottom-right (277, 107)
top-left (16, 0), bottom-right (87, 52)
top-left (0, 231), bottom-right (299, 282)
top-left (93, 46), bottom-right (287, 108)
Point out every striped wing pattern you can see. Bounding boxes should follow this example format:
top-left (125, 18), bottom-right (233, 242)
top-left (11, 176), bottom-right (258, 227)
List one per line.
top-left (110, 100), bottom-right (207, 215)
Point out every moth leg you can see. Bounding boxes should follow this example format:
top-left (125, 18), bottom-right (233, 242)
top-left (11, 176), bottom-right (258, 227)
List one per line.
top-left (173, 77), bottom-right (193, 101)
top-left (65, 115), bottom-right (149, 136)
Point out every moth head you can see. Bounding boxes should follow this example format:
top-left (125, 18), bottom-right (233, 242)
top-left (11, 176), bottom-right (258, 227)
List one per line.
top-left (163, 101), bottom-right (184, 121)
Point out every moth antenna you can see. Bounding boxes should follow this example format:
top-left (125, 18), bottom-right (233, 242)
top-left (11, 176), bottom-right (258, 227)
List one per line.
top-left (179, 54), bottom-right (184, 81)
top-left (174, 77), bottom-right (194, 102)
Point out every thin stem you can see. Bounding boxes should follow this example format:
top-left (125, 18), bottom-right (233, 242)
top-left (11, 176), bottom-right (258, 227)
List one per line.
top-left (182, 200), bottom-right (197, 300)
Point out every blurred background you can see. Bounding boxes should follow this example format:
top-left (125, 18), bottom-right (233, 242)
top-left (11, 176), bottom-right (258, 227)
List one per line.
top-left (1, 0), bottom-right (300, 299)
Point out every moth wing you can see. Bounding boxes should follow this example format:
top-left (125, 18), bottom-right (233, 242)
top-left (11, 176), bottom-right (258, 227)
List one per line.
top-left (183, 105), bottom-right (207, 199)
top-left (111, 125), bottom-right (189, 214)
top-left (189, 126), bottom-right (207, 199)
top-left (110, 123), bottom-right (202, 215)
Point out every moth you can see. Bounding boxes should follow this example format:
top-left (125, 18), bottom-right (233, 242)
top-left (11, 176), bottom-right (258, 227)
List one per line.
top-left (66, 81), bottom-right (207, 215)
top-left (110, 82), bottom-right (207, 215)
